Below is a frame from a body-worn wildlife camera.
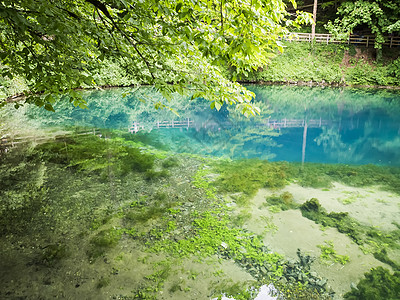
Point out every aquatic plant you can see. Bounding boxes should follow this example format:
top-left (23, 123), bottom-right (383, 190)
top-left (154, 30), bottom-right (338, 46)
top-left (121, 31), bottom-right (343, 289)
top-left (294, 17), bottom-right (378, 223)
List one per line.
top-left (36, 134), bottom-right (155, 176)
top-left (265, 191), bottom-right (298, 211)
top-left (88, 228), bottom-right (123, 260)
top-left (40, 243), bottom-right (68, 266)
top-left (231, 210), bottom-right (252, 227)
top-left (300, 198), bottom-right (400, 268)
top-left (212, 159), bottom-right (289, 203)
top-left (96, 277), bottom-right (110, 289)
top-left (192, 165), bottom-right (217, 199)
top-left (161, 157), bottom-right (180, 168)
top-left (144, 169), bottom-right (169, 181)
top-left (212, 280), bottom-right (254, 300)
top-left (317, 241), bottom-right (350, 265)
top-left (344, 267), bottom-right (400, 299)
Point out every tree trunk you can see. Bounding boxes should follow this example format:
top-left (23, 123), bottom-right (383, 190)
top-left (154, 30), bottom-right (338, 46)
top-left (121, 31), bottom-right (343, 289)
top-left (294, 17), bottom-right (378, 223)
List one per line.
top-left (311, 0), bottom-right (318, 40)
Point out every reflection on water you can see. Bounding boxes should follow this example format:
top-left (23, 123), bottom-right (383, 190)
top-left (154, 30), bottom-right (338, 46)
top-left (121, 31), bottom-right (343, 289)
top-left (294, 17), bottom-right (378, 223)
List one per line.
top-left (24, 85), bottom-right (400, 166)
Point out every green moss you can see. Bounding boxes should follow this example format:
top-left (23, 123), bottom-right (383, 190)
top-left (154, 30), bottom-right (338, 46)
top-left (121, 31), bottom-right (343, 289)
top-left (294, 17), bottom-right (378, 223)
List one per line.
top-left (373, 249), bottom-right (400, 271)
top-left (231, 210), bottom-right (252, 227)
top-left (88, 228), bottom-right (122, 260)
top-left (212, 159), bottom-right (289, 201)
top-left (265, 192), bottom-right (298, 211)
top-left (124, 206), bottom-right (165, 224)
top-left (300, 198), bottom-right (400, 267)
top-left (344, 267), bottom-right (400, 299)
top-left (96, 277), bottom-right (110, 289)
top-left (161, 157), bottom-right (180, 168)
top-left (36, 134), bottom-right (155, 176)
top-left (40, 243), bottom-right (68, 266)
top-left (145, 169), bottom-right (169, 180)
top-left (317, 240), bottom-right (350, 265)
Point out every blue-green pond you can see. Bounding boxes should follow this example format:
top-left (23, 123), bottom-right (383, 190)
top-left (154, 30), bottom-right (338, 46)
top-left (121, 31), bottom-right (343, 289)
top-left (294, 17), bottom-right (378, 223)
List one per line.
top-left (1, 85), bottom-right (399, 299)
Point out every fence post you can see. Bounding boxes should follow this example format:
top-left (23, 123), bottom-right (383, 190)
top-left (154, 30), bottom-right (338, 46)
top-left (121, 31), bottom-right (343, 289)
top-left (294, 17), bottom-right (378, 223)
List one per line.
top-left (366, 36), bottom-right (369, 47)
top-left (390, 36), bottom-right (393, 48)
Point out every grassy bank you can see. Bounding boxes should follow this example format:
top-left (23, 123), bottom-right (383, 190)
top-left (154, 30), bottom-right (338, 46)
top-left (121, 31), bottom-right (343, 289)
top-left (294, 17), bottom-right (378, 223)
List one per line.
top-left (238, 41), bottom-right (400, 87)
top-left (2, 41), bottom-right (400, 104)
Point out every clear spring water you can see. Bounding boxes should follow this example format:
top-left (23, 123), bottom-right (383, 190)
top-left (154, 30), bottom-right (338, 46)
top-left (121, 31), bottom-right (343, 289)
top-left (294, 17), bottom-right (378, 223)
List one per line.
top-left (2, 85), bottom-right (400, 299)
top-left (27, 85), bottom-right (400, 166)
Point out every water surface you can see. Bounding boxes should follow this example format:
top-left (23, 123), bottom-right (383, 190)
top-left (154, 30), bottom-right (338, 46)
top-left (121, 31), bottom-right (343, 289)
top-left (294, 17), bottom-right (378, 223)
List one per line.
top-left (26, 85), bottom-right (400, 165)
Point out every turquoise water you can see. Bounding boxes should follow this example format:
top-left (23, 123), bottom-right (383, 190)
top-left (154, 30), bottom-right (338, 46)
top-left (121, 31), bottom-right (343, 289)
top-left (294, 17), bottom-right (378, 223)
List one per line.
top-left (28, 85), bottom-right (400, 166)
top-left (2, 85), bottom-right (400, 299)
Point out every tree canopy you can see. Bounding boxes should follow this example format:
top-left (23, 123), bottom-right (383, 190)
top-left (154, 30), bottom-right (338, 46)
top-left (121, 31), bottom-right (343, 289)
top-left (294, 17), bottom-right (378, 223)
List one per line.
top-left (0, 0), bottom-right (311, 115)
top-left (325, 0), bottom-right (400, 51)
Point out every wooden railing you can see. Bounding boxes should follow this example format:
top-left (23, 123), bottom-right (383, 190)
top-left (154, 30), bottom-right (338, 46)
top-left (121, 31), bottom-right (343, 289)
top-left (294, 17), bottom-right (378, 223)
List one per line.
top-left (0, 129), bottom-right (101, 154)
top-left (129, 118), bottom-right (329, 133)
top-left (284, 32), bottom-right (400, 48)
top-left (264, 118), bottom-right (329, 129)
top-left (130, 119), bottom-right (194, 133)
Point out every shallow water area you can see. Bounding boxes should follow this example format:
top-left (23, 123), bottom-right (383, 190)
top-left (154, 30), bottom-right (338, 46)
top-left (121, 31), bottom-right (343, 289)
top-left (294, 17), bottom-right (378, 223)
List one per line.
top-left (1, 85), bottom-right (400, 299)
top-left (243, 186), bottom-right (397, 298)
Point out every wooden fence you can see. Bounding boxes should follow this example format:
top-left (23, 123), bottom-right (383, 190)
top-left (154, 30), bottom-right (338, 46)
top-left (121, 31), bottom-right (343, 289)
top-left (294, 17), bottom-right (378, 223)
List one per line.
top-left (0, 129), bottom-right (101, 154)
top-left (264, 118), bottom-right (329, 129)
top-left (285, 32), bottom-right (400, 48)
top-left (129, 118), bottom-right (329, 133)
top-left (130, 119), bottom-right (194, 133)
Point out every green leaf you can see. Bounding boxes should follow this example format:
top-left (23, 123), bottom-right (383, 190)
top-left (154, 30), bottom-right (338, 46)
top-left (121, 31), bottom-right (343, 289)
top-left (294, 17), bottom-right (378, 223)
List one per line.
top-left (44, 103), bottom-right (55, 112)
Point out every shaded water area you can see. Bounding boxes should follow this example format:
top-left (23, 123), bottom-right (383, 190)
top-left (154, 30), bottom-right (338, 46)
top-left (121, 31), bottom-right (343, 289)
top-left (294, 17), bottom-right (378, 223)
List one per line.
top-left (1, 85), bottom-right (400, 299)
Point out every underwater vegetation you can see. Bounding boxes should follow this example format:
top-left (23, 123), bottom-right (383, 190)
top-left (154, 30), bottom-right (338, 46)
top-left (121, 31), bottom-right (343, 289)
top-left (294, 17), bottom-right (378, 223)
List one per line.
top-left (88, 228), bottom-right (122, 260)
top-left (264, 191), bottom-right (298, 212)
top-left (344, 267), bottom-right (400, 300)
top-left (317, 240), bottom-right (350, 265)
top-left (212, 159), bottom-right (289, 205)
top-left (299, 198), bottom-right (400, 268)
top-left (36, 134), bottom-right (155, 176)
top-left (2, 127), bottom-right (400, 299)
top-left (211, 159), bottom-right (400, 202)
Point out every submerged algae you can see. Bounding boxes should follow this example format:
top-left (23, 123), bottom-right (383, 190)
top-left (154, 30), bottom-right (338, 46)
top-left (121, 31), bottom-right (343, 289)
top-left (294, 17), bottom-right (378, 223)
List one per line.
top-left (265, 191), bottom-right (298, 211)
top-left (344, 267), bottom-right (400, 300)
top-left (3, 129), bottom-right (400, 299)
top-left (299, 198), bottom-right (400, 268)
top-left (211, 159), bottom-right (400, 201)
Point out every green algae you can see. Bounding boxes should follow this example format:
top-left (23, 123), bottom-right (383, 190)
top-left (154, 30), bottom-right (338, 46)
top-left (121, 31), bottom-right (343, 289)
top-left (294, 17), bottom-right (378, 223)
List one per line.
top-left (36, 134), bottom-right (155, 176)
top-left (344, 267), bottom-right (400, 300)
top-left (212, 159), bottom-right (289, 204)
top-left (210, 160), bottom-right (400, 203)
top-left (299, 198), bottom-right (400, 268)
top-left (317, 240), bottom-right (350, 265)
top-left (40, 243), bottom-right (69, 266)
top-left (88, 228), bottom-right (123, 260)
top-left (265, 192), bottom-right (298, 212)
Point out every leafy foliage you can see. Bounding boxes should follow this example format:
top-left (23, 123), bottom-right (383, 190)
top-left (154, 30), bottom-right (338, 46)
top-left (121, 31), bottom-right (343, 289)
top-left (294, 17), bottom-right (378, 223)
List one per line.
top-left (243, 41), bottom-right (400, 86)
top-left (325, 1), bottom-right (400, 53)
top-left (0, 0), bottom-right (311, 114)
